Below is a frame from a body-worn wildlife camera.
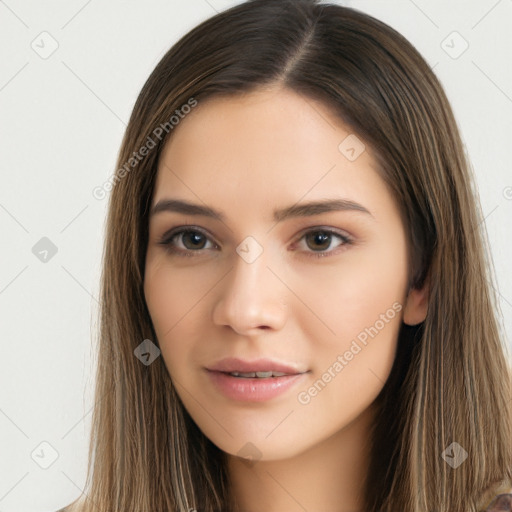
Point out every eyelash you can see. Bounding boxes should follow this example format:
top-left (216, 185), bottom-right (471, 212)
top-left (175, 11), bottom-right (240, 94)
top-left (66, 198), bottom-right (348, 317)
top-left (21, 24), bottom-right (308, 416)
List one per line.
top-left (157, 226), bottom-right (353, 259)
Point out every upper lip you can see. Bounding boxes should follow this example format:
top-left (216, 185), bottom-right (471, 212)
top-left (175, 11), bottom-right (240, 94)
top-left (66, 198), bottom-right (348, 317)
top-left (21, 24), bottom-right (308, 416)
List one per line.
top-left (206, 357), bottom-right (307, 375)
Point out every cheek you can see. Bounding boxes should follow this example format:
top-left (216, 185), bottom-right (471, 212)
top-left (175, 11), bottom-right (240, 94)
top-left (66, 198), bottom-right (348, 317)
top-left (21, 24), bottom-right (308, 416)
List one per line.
top-left (290, 234), bottom-right (408, 348)
top-left (144, 255), bottom-right (214, 334)
top-left (294, 256), bottom-right (406, 426)
top-left (144, 258), bottom-right (217, 375)
top-left (144, 277), bottom-right (178, 375)
top-left (287, 232), bottom-right (408, 410)
top-left (145, 266), bottom-right (178, 334)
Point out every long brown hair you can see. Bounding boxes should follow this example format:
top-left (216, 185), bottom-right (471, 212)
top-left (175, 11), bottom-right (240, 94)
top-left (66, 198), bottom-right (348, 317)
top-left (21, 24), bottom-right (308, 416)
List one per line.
top-left (61, 1), bottom-right (512, 510)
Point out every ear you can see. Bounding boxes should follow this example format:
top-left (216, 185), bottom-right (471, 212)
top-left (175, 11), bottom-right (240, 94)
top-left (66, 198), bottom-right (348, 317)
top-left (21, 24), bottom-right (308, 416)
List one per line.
top-left (402, 278), bottom-right (429, 326)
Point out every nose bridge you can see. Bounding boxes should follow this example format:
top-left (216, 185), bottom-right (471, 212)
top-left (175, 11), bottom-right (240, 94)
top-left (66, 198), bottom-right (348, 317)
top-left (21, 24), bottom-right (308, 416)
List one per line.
top-left (233, 241), bottom-right (271, 295)
top-left (212, 237), bottom-right (287, 332)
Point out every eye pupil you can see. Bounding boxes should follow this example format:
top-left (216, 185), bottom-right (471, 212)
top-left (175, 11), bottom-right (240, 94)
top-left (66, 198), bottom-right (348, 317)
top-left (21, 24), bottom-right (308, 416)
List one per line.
top-left (306, 231), bottom-right (331, 251)
top-left (183, 231), bottom-right (206, 249)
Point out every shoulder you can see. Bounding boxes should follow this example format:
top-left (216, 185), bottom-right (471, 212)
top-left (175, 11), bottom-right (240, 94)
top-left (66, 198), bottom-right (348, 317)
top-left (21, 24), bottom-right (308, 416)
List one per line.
top-left (484, 490), bottom-right (512, 512)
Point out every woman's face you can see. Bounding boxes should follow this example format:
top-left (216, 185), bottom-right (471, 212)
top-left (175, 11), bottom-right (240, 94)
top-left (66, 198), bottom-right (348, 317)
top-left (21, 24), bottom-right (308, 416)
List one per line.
top-left (144, 87), bottom-right (426, 461)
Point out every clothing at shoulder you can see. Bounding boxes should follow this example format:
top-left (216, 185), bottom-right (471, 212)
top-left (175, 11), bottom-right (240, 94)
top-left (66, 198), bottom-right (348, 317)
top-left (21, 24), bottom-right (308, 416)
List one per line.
top-left (485, 493), bottom-right (512, 511)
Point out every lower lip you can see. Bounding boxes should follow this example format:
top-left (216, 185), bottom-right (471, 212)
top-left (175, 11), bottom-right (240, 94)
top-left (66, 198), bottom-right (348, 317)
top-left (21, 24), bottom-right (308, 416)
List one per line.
top-left (206, 370), bottom-right (307, 402)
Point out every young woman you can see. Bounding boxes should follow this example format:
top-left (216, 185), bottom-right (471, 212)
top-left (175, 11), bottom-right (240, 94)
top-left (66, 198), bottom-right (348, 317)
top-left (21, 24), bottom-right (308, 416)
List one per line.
top-left (60, 1), bottom-right (512, 510)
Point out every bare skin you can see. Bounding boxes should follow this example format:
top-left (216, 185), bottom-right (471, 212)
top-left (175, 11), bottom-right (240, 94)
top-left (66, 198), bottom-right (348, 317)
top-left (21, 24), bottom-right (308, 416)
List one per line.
top-left (144, 86), bottom-right (428, 512)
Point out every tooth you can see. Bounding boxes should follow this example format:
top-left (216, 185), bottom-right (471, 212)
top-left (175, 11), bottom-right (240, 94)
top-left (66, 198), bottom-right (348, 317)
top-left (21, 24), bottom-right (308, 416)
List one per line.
top-left (234, 371), bottom-right (256, 378)
top-left (228, 371), bottom-right (291, 378)
top-left (256, 371), bottom-right (273, 378)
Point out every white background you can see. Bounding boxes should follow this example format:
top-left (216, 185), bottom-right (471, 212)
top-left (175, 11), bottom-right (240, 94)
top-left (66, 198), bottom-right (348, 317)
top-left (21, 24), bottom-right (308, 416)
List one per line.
top-left (1, 1), bottom-right (511, 510)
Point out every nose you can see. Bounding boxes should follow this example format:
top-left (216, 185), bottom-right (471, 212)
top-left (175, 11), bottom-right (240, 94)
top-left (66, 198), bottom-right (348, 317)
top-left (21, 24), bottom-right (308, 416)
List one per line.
top-left (211, 244), bottom-right (288, 335)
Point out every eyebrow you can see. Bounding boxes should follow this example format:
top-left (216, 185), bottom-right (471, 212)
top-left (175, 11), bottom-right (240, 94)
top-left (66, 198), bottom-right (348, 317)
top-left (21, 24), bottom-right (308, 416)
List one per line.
top-left (150, 198), bottom-right (374, 222)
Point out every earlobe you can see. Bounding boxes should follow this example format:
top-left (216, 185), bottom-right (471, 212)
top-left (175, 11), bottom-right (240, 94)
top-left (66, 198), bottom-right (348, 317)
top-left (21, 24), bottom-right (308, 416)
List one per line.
top-left (402, 279), bottom-right (429, 326)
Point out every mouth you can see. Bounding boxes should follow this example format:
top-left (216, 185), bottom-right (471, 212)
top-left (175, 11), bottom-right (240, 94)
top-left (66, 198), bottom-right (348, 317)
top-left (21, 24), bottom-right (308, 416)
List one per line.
top-left (206, 356), bottom-right (307, 376)
top-left (204, 357), bottom-right (309, 402)
top-left (206, 370), bottom-right (307, 402)
top-left (223, 370), bottom-right (293, 378)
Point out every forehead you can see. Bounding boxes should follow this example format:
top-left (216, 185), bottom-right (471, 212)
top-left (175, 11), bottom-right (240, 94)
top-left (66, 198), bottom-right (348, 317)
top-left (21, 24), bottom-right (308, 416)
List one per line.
top-left (152, 87), bottom-right (390, 221)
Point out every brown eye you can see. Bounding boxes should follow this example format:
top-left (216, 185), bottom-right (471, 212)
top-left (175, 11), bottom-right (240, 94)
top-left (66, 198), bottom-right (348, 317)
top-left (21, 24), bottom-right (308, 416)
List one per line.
top-left (180, 230), bottom-right (208, 250)
top-left (158, 227), bottom-right (216, 257)
top-left (296, 228), bottom-right (352, 258)
top-left (305, 231), bottom-right (333, 251)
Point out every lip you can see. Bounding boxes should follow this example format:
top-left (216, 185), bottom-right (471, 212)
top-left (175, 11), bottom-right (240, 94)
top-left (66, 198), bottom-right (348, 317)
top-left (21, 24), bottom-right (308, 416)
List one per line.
top-left (206, 357), bottom-right (306, 374)
top-left (206, 370), bottom-right (308, 402)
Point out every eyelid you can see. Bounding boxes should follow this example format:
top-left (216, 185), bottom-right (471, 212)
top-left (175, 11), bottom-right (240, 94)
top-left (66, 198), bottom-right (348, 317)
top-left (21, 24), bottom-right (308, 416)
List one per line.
top-left (292, 225), bottom-right (352, 244)
top-left (158, 225), bottom-right (219, 253)
top-left (160, 225), bottom-right (214, 242)
top-left (290, 226), bottom-right (353, 257)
